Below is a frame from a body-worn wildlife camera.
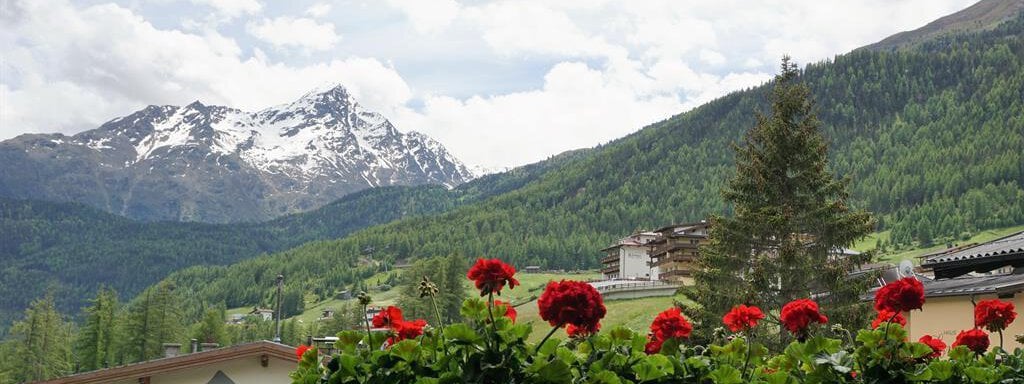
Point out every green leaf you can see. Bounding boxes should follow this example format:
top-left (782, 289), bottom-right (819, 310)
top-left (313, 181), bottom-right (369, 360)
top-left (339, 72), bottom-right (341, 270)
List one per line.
top-left (443, 323), bottom-right (482, 345)
top-left (587, 370), bottom-right (623, 384)
top-left (335, 354), bottom-right (360, 377)
top-left (927, 360), bottom-right (953, 381)
top-left (460, 298), bottom-right (487, 321)
top-left (537, 337), bottom-right (562, 356)
top-left (335, 330), bottom-right (363, 353)
top-left (904, 365), bottom-right (932, 381)
top-left (705, 365), bottom-right (744, 384)
top-left (537, 360), bottom-right (572, 384)
top-left (389, 340), bottom-right (420, 361)
top-left (964, 366), bottom-right (999, 384)
top-left (634, 354), bottom-right (674, 382)
top-left (904, 342), bottom-right (935, 359)
top-left (762, 371), bottom-right (796, 384)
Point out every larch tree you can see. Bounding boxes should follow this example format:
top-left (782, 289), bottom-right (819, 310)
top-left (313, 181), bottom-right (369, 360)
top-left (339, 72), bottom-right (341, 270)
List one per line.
top-left (74, 287), bottom-right (120, 372)
top-left (692, 57), bottom-right (875, 346)
top-left (6, 294), bottom-right (72, 382)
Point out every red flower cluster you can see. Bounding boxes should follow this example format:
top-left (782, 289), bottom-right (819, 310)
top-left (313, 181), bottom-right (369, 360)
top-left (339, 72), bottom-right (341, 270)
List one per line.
top-left (566, 322), bottom-right (601, 338)
top-left (537, 280), bottom-right (605, 334)
top-left (644, 307), bottom-right (691, 354)
top-left (870, 310), bottom-right (907, 329)
top-left (295, 345), bottom-right (313, 362)
top-left (974, 299), bottom-right (1016, 332)
top-left (874, 277), bottom-right (925, 313)
top-left (651, 307), bottom-right (692, 339)
top-left (780, 299), bottom-right (828, 338)
top-left (644, 337), bottom-right (663, 355)
top-left (918, 335), bottom-right (946, 358)
top-left (371, 306), bottom-right (428, 345)
top-left (952, 329), bottom-right (989, 354)
top-left (467, 258), bottom-right (519, 296)
top-left (372, 306), bottom-right (404, 328)
top-left (393, 319), bottom-right (428, 341)
top-left (722, 304), bottom-right (765, 332)
top-left (495, 300), bottom-right (517, 323)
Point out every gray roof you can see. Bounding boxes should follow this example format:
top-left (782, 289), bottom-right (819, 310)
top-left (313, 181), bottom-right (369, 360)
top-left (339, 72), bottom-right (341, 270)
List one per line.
top-left (923, 231), bottom-right (1024, 265)
top-left (921, 273), bottom-right (1024, 298)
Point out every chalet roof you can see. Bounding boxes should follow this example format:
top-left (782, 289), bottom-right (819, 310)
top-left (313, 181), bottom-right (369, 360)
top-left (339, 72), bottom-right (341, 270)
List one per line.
top-left (37, 341), bottom-right (295, 384)
top-left (921, 273), bottom-right (1024, 298)
top-left (921, 231), bottom-right (1024, 278)
top-left (653, 221), bottom-right (709, 234)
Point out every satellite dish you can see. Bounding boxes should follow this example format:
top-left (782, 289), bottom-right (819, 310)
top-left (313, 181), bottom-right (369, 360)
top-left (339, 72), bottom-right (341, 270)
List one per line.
top-left (898, 260), bottom-right (914, 278)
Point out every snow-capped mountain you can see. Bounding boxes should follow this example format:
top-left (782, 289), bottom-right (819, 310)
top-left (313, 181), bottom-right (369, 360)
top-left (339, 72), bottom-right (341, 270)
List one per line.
top-left (0, 85), bottom-right (473, 222)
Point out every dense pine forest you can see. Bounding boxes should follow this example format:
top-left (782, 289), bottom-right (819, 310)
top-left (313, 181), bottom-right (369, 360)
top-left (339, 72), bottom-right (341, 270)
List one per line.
top-left (154, 14), bottom-right (1024, 313)
top-left (0, 147), bottom-right (582, 331)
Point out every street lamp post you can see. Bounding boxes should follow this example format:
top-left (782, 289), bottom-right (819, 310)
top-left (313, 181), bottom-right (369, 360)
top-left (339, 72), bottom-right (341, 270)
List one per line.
top-left (274, 274), bottom-right (283, 343)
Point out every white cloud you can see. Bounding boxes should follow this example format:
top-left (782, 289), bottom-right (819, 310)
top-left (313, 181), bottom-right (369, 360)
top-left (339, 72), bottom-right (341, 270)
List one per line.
top-left (386, 0), bottom-right (460, 34)
top-left (0, 0), bottom-right (406, 139)
top-left (393, 60), bottom-right (769, 168)
top-left (305, 3), bottom-right (331, 18)
top-left (1, 0), bottom-right (981, 170)
top-left (190, 0), bottom-right (261, 18)
top-left (247, 16), bottom-right (340, 51)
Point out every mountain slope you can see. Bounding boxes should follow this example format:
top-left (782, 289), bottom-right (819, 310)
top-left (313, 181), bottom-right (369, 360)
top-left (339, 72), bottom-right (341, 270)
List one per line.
top-left (0, 147), bottom-right (587, 332)
top-left (162, 12), bottom-right (1024, 311)
top-left (0, 85), bottom-right (472, 223)
top-left (860, 0), bottom-right (1024, 51)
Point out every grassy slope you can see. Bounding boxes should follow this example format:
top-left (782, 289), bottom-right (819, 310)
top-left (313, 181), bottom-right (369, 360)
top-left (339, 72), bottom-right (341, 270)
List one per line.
top-left (852, 224), bottom-right (1024, 264)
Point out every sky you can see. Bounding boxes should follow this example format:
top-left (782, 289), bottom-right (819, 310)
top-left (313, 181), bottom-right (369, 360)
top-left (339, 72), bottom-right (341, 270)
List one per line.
top-left (0, 0), bottom-right (977, 170)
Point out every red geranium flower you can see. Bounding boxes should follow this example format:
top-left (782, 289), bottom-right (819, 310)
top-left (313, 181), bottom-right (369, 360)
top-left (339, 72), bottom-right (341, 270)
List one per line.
top-left (874, 277), bottom-right (925, 313)
top-left (467, 258), bottom-right (519, 296)
top-left (566, 322), bottom-right (601, 338)
top-left (537, 280), bottom-right (606, 331)
top-left (780, 299), bottom-right (828, 339)
top-left (952, 329), bottom-right (989, 354)
top-left (644, 336), bottom-right (664, 355)
top-left (722, 304), bottom-right (765, 332)
top-left (295, 344), bottom-right (313, 362)
top-left (870, 310), bottom-right (907, 329)
top-left (372, 306), bottom-right (404, 328)
top-left (393, 319), bottom-right (427, 341)
top-left (974, 299), bottom-right (1017, 332)
top-left (918, 335), bottom-right (946, 358)
top-left (495, 300), bottom-right (517, 322)
top-left (650, 307), bottom-right (692, 341)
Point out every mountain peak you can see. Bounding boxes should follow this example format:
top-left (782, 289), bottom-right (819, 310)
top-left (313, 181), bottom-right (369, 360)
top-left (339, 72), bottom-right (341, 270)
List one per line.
top-left (0, 83), bottom-right (473, 222)
top-left (860, 0), bottom-right (1024, 52)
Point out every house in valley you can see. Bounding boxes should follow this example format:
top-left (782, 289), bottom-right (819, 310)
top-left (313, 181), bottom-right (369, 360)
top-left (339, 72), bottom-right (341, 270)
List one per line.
top-left (600, 232), bottom-right (659, 280)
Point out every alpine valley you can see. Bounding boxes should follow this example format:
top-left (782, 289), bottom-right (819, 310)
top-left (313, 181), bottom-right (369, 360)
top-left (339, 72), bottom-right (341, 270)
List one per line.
top-left (0, 85), bottom-right (472, 223)
top-left (1, 0), bottom-right (1024, 351)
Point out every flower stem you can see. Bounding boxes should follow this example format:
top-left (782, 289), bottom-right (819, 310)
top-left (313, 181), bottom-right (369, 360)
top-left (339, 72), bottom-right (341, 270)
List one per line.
top-left (429, 295), bottom-right (448, 357)
top-left (362, 304), bottom-right (372, 346)
top-left (882, 311), bottom-right (900, 344)
top-left (534, 323), bottom-right (564, 355)
top-left (741, 331), bottom-right (752, 380)
top-left (999, 329), bottom-right (1004, 353)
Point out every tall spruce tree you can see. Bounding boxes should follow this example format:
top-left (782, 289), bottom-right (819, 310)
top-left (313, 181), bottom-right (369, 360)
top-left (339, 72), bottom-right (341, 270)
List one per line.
top-left (692, 57), bottom-right (874, 345)
top-left (74, 287), bottom-right (120, 372)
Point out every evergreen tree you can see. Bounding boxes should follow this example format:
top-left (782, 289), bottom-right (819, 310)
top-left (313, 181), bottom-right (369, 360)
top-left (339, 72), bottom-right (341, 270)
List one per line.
top-left (692, 57), bottom-right (874, 346)
top-left (192, 308), bottom-right (228, 345)
top-left (6, 294), bottom-right (72, 381)
top-left (122, 282), bottom-right (184, 362)
top-left (74, 287), bottom-right (120, 372)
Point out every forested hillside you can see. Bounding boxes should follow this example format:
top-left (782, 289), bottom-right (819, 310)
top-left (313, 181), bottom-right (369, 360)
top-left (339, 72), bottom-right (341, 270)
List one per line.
top-left (0, 144), bottom-right (587, 331)
top-left (161, 14), bottom-right (1024, 311)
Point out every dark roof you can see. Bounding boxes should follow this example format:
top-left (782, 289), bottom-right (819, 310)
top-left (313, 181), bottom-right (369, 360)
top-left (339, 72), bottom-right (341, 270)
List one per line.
top-left (921, 231), bottom-right (1024, 278)
top-left (37, 341), bottom-right (295, 384)
top-left (923, 231), bottom-right (1024, 264)
top-left (921, 273), bottom-right (1024, 298)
